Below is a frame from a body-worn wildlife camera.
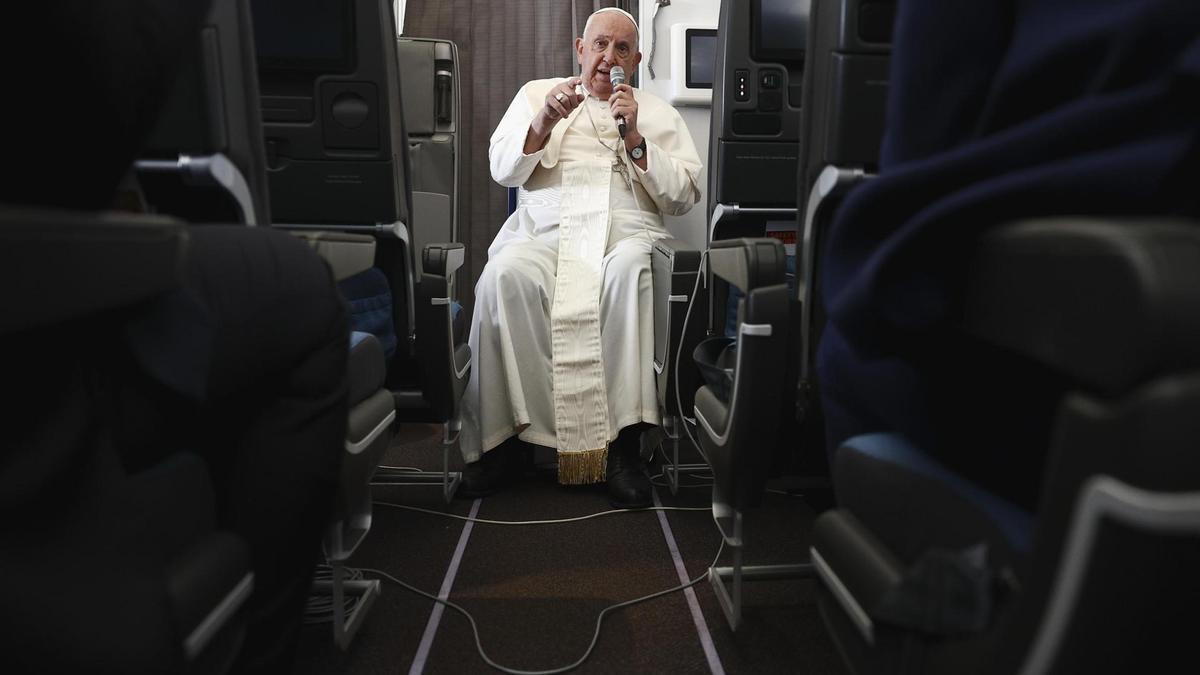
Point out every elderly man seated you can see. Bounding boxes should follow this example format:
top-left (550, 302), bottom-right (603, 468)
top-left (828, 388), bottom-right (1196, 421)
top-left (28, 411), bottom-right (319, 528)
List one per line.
top-left (459, 7), bottom-right (702, 507)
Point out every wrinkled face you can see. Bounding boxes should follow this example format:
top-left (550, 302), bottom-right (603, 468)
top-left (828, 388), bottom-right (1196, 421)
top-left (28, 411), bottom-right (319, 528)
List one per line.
top-left (575, 12), bottom-right (642, 100)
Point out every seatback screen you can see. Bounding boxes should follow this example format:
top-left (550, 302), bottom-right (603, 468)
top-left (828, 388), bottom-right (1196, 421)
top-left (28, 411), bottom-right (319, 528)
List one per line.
top-left (252, 0), bottom-right (354, 71)
top-left (686, 29), bottom-right (718, 88)
top-left (754, 0), bottom-right (808, 61)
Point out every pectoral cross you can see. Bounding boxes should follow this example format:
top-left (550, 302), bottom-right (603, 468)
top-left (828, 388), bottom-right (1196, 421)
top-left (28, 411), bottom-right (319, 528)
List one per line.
top-left (612, 155), bottom-right (630, 183)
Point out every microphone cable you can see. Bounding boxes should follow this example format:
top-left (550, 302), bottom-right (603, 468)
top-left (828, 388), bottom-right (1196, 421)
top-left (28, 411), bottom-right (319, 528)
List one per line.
top-left (358, 538), bottom-right (725, 675)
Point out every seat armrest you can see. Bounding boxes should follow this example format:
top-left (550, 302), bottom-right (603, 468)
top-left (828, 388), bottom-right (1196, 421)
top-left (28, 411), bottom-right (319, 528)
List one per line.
top-left (0, 208), bottom-right (186, 335)
top-left (709, 237), bottom-right (788, 293)
top-left (167, 533), bottom-right (253, 661)
top-left (652, 238), bottom-right (704, 414)
top-left (290, 230), bottom-right (378, 281)
top-left (653, 237), bottom-right (702, 266)
top-left (963, 217), bottom-right (1200, 396)
top-left (416, 242), bottom-right (470, 421)
top-left (422, 241), bottom-right (465, 277)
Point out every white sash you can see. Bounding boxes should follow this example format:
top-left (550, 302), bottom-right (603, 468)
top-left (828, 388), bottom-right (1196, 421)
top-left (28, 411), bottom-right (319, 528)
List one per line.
top-left (551, 160), bottom-right (613, 484)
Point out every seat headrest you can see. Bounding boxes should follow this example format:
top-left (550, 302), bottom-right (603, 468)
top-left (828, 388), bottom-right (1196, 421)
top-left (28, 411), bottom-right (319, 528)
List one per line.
top-left (2, 1), bottom-right (213, 210)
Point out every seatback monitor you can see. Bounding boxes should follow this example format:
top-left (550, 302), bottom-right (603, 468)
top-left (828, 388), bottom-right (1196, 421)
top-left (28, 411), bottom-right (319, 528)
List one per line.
top-left (252, 0), bottom-right (354, 71)
top-left (754, 0), bottom-right (808, 62)
top-left (686, 29), bottom-right (718, 89)
top-left (669, 23), bottom-right (718, 106)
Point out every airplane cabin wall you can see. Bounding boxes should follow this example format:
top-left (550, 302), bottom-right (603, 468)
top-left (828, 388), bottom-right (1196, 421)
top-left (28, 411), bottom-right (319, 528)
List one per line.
top-left (638, 0), bottom-right (719, 252)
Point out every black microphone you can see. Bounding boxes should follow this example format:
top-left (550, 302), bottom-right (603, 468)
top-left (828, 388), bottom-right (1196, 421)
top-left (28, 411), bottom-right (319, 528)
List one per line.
top-left (609, 65), bottom-right (627, 138)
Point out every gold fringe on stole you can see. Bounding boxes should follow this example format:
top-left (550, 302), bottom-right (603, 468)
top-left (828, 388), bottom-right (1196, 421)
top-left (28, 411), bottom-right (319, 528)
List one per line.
top-left (557, 446), bottom-right (608, 485)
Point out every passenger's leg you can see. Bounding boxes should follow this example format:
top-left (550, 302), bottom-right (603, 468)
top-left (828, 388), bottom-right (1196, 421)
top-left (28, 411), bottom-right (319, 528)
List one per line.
top-left (599, 236), bottom-right (659, 508)
top-left (458, 239), bottom-right (558, 494)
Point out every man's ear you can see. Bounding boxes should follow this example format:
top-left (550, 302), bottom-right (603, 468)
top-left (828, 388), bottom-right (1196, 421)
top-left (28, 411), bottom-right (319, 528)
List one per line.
top-left (575, 37), bottom-right (584, 62)
top-left (633, 52), bottom-right (643, 69)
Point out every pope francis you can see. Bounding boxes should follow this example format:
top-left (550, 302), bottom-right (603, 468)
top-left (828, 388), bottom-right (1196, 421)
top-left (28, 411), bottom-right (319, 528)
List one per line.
top-left (458, 7), bottom-right (702, 507)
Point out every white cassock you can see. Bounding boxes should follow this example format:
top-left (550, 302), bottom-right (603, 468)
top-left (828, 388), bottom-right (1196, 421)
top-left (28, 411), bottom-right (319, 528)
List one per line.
top-left (459, 77), bottom-right (702, 484)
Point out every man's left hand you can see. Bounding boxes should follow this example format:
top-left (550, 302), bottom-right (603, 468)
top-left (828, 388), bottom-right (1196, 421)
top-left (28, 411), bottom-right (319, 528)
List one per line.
top-left (610, 84), bottom-right (640, 148)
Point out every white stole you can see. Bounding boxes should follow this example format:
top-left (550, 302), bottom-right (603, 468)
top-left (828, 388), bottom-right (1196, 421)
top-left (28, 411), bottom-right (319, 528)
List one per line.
top-left (552, 160), bottom-right (613, 484)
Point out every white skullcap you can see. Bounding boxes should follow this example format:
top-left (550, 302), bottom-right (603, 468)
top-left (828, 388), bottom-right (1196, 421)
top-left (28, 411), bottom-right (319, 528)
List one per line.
top-left (583, 7), bottom-right (640, 43)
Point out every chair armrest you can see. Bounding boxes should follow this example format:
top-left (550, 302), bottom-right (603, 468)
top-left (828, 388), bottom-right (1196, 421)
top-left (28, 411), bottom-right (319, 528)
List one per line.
top-left (652, 237), bottom-right (705, 415)
top-left (709, 237), bottom-right (788, 293)
top-left (416, 242), bottom-right (470, 421)
top-left (0, 208), bottom-right (186, 335)
top-left (168, 533), bottom-right (253, 661)
top-left (963, 217), bottom-right (1200, 396)
top-left (653, 237), bottom-right (702, 267)
top-left (422, 241), bottom-right (465, 277)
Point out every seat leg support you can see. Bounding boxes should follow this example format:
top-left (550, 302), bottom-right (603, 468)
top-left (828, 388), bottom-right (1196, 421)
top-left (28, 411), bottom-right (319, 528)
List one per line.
top-left (311, 562), bottom-right (381, 650)
top-left (709, 509), bottom-right (814, 631)
top-left (660, 416), bottom-right (709, 495)
top-left (369, 417), bottom-right (462, 503)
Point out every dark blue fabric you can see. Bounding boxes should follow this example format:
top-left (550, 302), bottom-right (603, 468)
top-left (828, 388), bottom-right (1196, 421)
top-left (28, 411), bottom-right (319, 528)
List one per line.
top-left (817, 0), bottom-right (1200, 509)
top-left (337, 267), bottom-right (397, 359)
top-left (451, 300), bottom-right (465, 347)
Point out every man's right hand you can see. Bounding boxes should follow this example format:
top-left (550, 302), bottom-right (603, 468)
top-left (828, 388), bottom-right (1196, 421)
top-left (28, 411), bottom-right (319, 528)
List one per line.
top-left (526, 78), bottom-right (584, 152)
top-left (541, 77), bottom-right (585, 123)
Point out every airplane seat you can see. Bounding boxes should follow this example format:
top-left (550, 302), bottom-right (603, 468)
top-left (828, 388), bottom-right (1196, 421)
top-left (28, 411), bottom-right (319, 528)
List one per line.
top-left (649, 235), bottom-right (705, 479)
top-left (706, 0), bottom-right (811, 349)
top-left (251, 0), bottom-right (468, 502)
top-left (694, 239), bottom-right (791, 510)
top-left (691, 236), bottom-right (811, 631)
top-left (314, 329), bottom-right (394, 649)
top-left (396, 38), bottom-right (461, 269)
top-left (795, 0), bottom-right (892, 427)
top-left (0, 209), bottom-right (253, 674)
top-left (806, 0), bottom-right (1200, 670)
top-left (132, 0), bottom-right (400, 648)
top-left (812, 219), bottom-right (1200, 675)
top-left (136, 0), bottom-right (270, 226)
top-left (396, 37), bottom-right (469, 354)
top-left (649, 0), bottom-right (813, 506)
top-left (691, 0), bottom-right (897, 629)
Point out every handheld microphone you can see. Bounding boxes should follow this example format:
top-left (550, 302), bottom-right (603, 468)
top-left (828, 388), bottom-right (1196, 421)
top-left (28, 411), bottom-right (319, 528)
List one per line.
top-left (609, 65), bottom-right (627, 138)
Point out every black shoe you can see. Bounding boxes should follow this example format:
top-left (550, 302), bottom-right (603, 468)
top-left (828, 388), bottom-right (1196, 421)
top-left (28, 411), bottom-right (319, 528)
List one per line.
top-left (458, 442), bottom-right (516, 498)
top-left (606, 444), bottom-right (652, 509)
